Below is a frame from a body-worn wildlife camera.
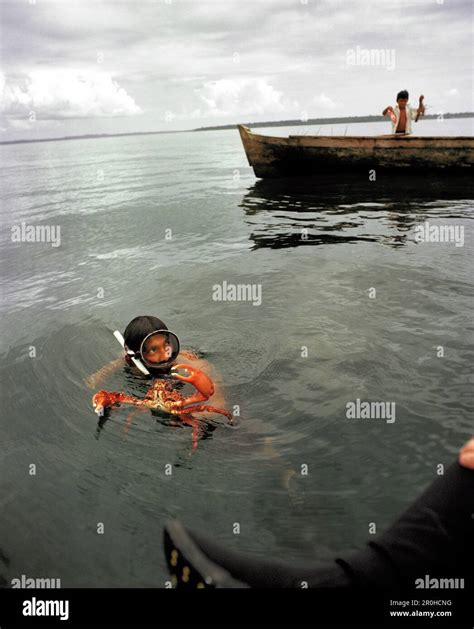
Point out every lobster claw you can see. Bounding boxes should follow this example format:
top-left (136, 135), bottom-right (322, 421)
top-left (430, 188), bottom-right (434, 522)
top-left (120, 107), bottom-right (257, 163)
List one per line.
top-left (171, 364), bottom-right (214, 401)
top-left (92, 390), bottom-right (115, 416)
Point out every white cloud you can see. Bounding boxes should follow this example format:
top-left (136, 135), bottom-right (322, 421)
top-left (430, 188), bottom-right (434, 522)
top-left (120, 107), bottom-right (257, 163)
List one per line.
top-left (0, 0), bottom-right (471, 139)
top-left (0, 70), bottom-right (142, 119)
top-left (447, 88), bottom-right (460, 97)
top-left (312, 93), bottom-right (341, 110)
top-left (196, 78), bottom-right (286, 116)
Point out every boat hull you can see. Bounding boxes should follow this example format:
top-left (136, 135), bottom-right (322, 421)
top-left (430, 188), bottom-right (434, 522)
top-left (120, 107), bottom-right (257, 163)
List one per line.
top-left (238, 125), bottom-right (474, 179)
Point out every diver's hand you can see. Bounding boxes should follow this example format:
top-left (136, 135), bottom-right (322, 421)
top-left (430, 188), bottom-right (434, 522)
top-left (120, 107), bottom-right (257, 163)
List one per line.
top-left (458, 438), bottom-right (474, 469)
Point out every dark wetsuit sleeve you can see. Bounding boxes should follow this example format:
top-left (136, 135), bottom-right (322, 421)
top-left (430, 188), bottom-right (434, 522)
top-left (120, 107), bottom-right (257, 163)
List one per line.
top-left (337, 462), bottom-right (474, 591)
top-left (185, 462), bottom-right (474, 589)
top-left (188, 528), bottom-right (351, 588)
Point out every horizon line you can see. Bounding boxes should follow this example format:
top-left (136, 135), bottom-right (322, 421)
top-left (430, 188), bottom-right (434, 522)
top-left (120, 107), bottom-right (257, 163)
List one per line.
top-left (1, 111), bottom-right (473, 146)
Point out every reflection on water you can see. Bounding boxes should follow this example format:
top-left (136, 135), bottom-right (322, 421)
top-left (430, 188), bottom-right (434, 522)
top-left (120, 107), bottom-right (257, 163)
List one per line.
top-left (241, 174), bottom-right (473, 250)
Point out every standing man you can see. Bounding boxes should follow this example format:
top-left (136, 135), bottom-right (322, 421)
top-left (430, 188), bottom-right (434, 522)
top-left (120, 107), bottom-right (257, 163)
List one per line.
top-left (383, 90), bottom-right (425, 134)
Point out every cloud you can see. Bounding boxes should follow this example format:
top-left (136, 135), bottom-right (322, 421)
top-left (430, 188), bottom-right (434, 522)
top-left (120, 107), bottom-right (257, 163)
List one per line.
top-left (312, 93), bottom-right (341, 111)
top-left (195, 78), bottom-right (286, 116)
top-left (447, 88), bottom-right (460, 97)
top-left (0, 70), bottom-right (142, 120)
top-left (0, 0), bottom-right (472, 138)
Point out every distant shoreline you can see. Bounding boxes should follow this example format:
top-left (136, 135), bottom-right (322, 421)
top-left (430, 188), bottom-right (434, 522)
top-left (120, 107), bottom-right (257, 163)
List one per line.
top-left (194, 112), bottom-right (474, 132)
top-left (1, 112), bottom-right (473, 146)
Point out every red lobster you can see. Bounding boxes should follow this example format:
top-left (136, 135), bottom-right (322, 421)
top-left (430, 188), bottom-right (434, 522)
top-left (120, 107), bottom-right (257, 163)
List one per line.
top-left (92, 364), bottom-right (232, 424)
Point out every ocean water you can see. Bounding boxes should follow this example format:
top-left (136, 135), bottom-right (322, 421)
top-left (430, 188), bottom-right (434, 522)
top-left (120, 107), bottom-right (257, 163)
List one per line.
top-left (0, 118), bottom-right (473, 586)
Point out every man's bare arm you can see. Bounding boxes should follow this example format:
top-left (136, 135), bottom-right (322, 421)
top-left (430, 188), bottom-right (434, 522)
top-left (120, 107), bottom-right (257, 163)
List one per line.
top-left (84, 357), bottom-right (123, 389)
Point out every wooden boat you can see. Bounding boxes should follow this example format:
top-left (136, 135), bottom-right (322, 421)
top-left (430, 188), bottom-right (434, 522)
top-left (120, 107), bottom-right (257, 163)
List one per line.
top-left (238, 124), bottom-right (474, 179)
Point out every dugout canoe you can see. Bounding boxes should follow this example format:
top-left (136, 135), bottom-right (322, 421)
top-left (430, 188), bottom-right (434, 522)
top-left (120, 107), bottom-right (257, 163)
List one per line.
top-left (238, 124), bottom-right (474, 178)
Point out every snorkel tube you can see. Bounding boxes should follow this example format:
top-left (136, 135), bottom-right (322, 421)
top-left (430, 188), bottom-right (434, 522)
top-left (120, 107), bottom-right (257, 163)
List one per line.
top-left (113, 330), bottom-right (150, 376)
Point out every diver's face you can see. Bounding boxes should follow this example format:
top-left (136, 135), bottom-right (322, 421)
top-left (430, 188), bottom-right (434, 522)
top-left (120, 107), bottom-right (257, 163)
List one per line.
top-left (142, 334), bottom-right (171, 364)
top-left (397, 98), bottom-right (408, 110)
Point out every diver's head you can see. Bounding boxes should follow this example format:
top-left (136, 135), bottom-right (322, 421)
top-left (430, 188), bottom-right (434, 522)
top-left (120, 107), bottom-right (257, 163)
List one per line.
top-left (123, 315), bottom-right (168, 353)
top-left (122, 315), bottom-right (178, 376)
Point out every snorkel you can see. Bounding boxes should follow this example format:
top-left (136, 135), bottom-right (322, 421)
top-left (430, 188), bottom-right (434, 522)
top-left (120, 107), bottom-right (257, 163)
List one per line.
top-left (114, 330), bottom-right (150, 375)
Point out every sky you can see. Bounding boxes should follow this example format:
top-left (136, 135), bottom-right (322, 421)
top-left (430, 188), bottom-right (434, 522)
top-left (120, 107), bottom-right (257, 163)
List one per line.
top-left (0, 0), bottom-right (472, 141)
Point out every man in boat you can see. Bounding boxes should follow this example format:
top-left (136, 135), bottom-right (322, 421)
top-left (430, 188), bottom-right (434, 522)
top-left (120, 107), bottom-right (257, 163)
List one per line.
top-left (382, 90), bottom-right (425, 134)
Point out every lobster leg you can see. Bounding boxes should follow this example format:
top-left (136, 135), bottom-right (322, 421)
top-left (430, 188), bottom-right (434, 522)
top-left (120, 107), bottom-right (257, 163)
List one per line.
top-left (92, 390), bottom-right (152, 416)
top-left (171, 404), bottom-right (232, 420)
top-left (178, 414), bottom-right (200, 451)
top-left (124, 407), bottom-right (148, 434)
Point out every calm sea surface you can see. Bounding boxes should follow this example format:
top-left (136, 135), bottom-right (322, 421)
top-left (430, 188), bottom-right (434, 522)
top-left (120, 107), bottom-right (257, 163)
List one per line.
top-left (0, 118), bottom-right (473, 586)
